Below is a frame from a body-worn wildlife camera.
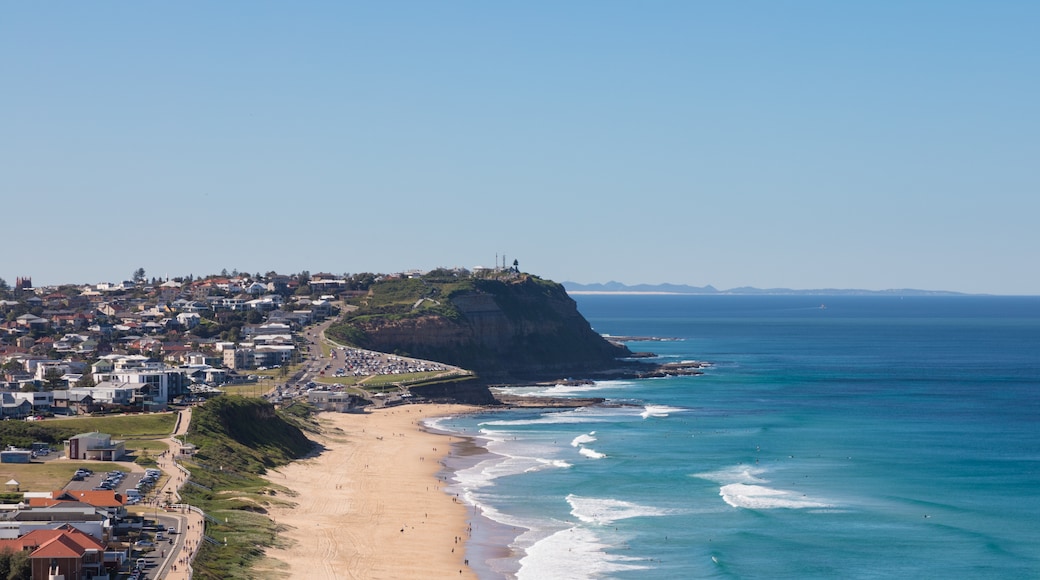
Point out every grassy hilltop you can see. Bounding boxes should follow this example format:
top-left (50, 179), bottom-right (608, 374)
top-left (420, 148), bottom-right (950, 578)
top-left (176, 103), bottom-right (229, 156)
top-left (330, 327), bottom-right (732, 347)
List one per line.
top-left (327, 271), bottom-right (632, 380)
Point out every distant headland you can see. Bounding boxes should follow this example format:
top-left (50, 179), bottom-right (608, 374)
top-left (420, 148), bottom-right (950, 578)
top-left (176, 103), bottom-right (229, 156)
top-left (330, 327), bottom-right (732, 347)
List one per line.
top-left (563, 281), bottom-right (971, 296)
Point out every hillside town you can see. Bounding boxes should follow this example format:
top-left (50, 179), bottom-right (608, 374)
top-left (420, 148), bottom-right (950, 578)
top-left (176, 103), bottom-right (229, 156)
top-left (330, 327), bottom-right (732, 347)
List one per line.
top-left (0, 271), bottom-right (372, 418)
top-left (0, 269), bottom-right (482, 579)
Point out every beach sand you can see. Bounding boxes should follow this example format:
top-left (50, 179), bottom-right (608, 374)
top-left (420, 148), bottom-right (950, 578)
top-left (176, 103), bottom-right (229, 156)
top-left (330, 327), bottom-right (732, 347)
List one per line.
top-left (261, 404), bottom-right (481, 579)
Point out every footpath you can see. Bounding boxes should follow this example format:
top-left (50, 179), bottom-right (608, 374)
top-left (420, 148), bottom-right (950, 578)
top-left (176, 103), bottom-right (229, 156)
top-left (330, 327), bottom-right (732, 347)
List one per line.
top-left (147, 407), bottom-right (206, 580)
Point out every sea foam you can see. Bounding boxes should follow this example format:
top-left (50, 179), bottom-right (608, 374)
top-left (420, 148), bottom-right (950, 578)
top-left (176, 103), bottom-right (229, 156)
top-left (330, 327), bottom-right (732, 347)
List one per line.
top-left (570, 431), bottom-right (597, 447)
top-left (454, 434), bottom-right (571, 492)
top-left (719, 483), bottom-right (832, 509)
top-left (579, 447), bottom-right (606, 459)
top-left (517, 526), bottom-right (650, 580)
top-left (567, 494), bottom-right (673, 525)
top-left (640, 404), bottom-right (685, 419)
top-left (494, 379), bottom-right (633, 398)
top-left (694, 465), bottom-right (832, 509)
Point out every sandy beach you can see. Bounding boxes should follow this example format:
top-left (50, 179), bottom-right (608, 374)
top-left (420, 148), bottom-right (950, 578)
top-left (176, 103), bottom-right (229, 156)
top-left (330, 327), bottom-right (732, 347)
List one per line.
top-left (261, 404), bottom-right (482, 579)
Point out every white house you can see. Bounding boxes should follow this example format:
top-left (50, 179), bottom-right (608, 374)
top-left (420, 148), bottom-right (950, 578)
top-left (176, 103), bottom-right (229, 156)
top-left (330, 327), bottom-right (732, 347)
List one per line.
top-left (92, 361), bottom-right (190, 407)
top-left (176, 312), bottom-right (201, 329)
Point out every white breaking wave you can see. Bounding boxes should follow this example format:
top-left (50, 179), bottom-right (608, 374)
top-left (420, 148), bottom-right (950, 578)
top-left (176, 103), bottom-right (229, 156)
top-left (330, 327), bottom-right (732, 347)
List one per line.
top-left (693, 465), bottom-right (832, 509)
top-left (693, 465), bottom-right (768, 485)
top-left (570, 431), bottom-right (597, 447)
top-left (719, 483), bottom-right (832, 509)
top-left (579, 447), bottom-right (606, 459)
top-left (421, 416), bottom-right (454, 432)
top-left (567, 494), bottom-right (673, 525)
top-left (517, 526), bottom-right (650, 580)
top-left (454, 435), bottom-right (572, 491)
top-left (640, 404), bottom-right (685, 419)
top-left (494, 379), bottom-right (634, 398)
top-left (481, 406), bottom-right (638, 427)
top-left (525, 458), bottom-right (573, 472)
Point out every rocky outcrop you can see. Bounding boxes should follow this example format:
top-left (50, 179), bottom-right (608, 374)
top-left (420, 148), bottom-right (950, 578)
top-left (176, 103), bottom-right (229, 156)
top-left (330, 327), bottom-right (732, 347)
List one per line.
top-left (409, 380), bottom-right (499, 405)
top-left (335, 276), bottom-right (633, 381)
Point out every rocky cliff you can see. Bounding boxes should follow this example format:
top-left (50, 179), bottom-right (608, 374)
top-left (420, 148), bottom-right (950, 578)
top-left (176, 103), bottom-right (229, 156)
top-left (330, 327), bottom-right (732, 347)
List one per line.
top-left (328, 274), bottom-right (633, 381)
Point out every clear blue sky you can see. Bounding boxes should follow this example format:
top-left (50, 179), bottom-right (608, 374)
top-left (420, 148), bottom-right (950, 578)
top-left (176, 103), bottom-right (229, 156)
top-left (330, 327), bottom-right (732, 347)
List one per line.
top-left (3, 2), bottom-right (1038, 294)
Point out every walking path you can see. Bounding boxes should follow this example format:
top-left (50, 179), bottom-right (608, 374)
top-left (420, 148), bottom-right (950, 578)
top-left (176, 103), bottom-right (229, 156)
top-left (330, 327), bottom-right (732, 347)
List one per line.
top-left (148, 407), bottom-right (205, 580)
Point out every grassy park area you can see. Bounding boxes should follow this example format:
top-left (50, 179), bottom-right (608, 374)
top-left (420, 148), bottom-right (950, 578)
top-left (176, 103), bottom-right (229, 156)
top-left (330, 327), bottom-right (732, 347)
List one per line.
top-left (0, 461), bottom-right (131, 492)
top-left (48, 413), bottom-right (178, 438)
top-left (0, 412), bottom-right (178, 492)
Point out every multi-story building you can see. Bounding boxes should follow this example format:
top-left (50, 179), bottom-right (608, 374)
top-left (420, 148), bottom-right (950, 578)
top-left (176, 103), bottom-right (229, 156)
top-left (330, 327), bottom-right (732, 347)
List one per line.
top-left (91, 356), bottom-right (190, 408)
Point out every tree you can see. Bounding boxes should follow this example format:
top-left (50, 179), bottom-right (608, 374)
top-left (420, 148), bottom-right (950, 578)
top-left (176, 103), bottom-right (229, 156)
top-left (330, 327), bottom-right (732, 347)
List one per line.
top-left (44, 368), bottom-right (66, 390)
top-left (133, 268), bottom-right (146, 283)
top-left (347, 273), bottom-right (377, 291)
top-left (75, 372), bottom-right (96, 388)
top-left (0, 547), bottom-right (31, 580)
top-left (0, 278), bottom-right (8, 292)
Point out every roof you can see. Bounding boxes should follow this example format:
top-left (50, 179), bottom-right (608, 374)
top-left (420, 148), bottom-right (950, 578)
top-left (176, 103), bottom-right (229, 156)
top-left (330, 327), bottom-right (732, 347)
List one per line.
top-left (32, 534), bottom-right (85, 558)
top-left (0, 524), bottom-right (104, 558)
top-left (33, 489), bottom-right (125, 508)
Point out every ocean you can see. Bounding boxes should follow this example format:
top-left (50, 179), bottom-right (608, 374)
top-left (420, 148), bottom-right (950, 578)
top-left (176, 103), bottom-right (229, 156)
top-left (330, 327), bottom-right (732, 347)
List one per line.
top-left (429, 295), bottom-right (1040, 579)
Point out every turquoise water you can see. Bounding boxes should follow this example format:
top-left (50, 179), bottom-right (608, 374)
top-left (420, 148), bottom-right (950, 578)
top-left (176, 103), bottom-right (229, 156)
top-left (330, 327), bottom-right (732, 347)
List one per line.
top-left (432, 295), bottom-right (1040, 579)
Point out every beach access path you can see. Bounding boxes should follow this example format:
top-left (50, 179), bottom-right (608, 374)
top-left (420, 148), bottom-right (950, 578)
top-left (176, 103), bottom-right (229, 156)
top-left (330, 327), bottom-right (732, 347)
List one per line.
top-left (260, 404), bottom-right (481, 579)
top-left (149, 407), bottom-right (205, 580)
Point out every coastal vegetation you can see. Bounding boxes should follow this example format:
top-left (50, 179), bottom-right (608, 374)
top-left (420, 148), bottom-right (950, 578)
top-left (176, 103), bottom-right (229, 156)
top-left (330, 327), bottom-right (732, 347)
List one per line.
top-left (179, 396), bottom-right (317, 579)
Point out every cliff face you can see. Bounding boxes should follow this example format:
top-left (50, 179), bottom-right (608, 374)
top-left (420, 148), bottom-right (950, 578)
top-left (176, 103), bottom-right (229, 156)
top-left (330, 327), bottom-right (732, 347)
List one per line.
top-left (338, 276), bottom-right (632, 380)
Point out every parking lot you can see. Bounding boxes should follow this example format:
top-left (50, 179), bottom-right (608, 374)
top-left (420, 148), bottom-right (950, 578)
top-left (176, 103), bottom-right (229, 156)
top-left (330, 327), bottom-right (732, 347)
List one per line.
top-left (63, 467), bottom-right (163, 504)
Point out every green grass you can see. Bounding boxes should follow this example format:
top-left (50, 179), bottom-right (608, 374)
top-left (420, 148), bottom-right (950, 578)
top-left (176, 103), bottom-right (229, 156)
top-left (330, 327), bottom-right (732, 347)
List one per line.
top-left (361, 371), bottom-right (443, 387)
top-left (124, 439), bottom-right (170, 451)
top-left (178, 397), bottom-right (318, 579)
top-left (42, 413), bottom-right (177, 438)
top-left (190, 509), bottom-right (285, 580)
top-left (123, 438), bottom-right (171, 464)
top-left (0, 413), bottom-right (176, 451)
top-left (313, 375), bottom-right (361, 386)
top-left (251, 365), bottom-right (301, 379)
top-left (0, 461), bottom-right (130, 493)
top-left (219, 383), bottom-right (273, 397)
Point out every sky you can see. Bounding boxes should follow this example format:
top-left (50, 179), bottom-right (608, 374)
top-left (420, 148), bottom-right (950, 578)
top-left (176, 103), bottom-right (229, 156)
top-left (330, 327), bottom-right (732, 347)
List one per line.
top-left (3, 2), bottom-right (1038, 294)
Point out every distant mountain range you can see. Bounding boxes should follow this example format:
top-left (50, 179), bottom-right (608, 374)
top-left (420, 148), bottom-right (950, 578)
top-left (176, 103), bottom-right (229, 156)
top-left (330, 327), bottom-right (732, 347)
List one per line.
top-left (562, 281), bottom-right (969, 296)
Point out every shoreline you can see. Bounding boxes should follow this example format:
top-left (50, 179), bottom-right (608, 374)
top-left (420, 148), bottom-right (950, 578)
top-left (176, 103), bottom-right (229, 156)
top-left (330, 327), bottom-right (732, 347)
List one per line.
top-left (260, 404), bottom-right (483, 579)
top-left (432, 415), bottom-right (525, 580)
